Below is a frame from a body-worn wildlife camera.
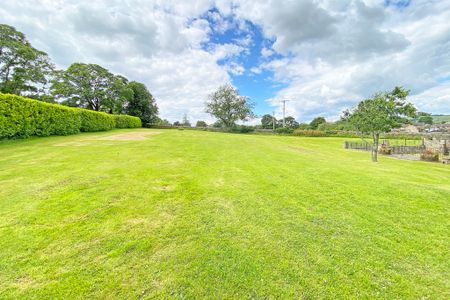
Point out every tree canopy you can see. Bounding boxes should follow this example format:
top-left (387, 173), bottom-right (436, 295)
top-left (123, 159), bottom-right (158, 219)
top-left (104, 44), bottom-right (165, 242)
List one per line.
top-left (50, 63), bottom-right (127, 112)
top-left (309, 117), bottom-right (326, 129)
top-left (205, 84), bottom-right (255, 127)
top-left (261, 114), bottom-right (275, 129)
top-left (123, 81), bottom-right (158, 124)
top-left (343, 86), bottom-right (417, 162)
top-left (0, 24), bottom-right (53, 97)
top-left (279, 116), bottom-right (299, 128)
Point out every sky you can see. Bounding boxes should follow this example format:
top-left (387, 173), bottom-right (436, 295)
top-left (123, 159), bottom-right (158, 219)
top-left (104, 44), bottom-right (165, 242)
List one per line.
top-left (1, 0), bottom-right (450, 124)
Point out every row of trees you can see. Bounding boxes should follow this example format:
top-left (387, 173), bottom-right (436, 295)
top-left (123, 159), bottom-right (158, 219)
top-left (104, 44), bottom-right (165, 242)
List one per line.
top-left (203, 84), bottom-right (419, 163)
top-left (0, 24), bottom-right (158, 124)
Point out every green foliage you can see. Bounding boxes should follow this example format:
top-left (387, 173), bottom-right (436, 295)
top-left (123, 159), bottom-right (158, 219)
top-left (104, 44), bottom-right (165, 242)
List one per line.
top-left (114, 114), bottom-right (142, 128)
top-left (1, 93), bottom-right (142, 139)
top-left (343, 86), bottom-right (417, 161)
top-left (79, 110), bottom-right (115, 132)
top-left (309, 117), bottom-right (326, 129)
top-left (51, 63), bottom-right (126, 112)
top-left (229, 125), bottom-right (255, 133)
top-left (418, 115), bottom-right (433, 124)
top-left (196, 120), bottom-right (207, 127)
top-left (318, 120), bottom-right (353, 131)
top-left (275, 127), bottom-right (294, 134)
top-left (206, 84), bottom-right (255, 127)
top-left (0, 24), bottom-right (54, 96)
top-left (279, 116), bottom-right (299, 128)
top-left (292, 129), bottom-right (327, 137)
top-left (0, 93), bottom-right (80, 139)
top-left (297, 123), bottom-right (310, 130)
top-left (123, 81), bottom-right (158, 125)
top-left (261, 114), bottom-right (275, 129)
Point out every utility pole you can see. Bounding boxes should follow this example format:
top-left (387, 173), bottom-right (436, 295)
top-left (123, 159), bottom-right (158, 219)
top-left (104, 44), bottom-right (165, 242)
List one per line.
top-left (281, 100), bottom-right (289, 128)
top-left (272, 110), bottom-right (276, 131)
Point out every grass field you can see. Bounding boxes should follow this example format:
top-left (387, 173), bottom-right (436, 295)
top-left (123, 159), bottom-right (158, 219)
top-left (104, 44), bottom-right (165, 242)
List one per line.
top-left (0, 129), bottom-right (449, 299)
top-left (432, 115), bottom-right (450, 123)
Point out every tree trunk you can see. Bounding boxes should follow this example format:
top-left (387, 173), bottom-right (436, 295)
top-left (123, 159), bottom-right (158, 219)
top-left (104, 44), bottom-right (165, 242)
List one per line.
top-left (372, 132), bottom-right (379, 162)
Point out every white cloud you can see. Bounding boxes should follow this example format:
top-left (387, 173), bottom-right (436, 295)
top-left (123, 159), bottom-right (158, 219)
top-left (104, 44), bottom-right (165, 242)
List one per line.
top-left (1, 0), bottom-right (449, 124)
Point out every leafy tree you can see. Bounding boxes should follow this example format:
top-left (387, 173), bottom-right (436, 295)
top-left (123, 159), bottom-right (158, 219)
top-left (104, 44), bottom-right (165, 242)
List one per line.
top-left (205, 84), bottom-right (255, 127)
top-left (51, 63), bottom-right (126, 112)
top-left (123, 81), bottom-right (158, 125)
top-left (0, 24), bottom-right (54, 96)
top-left (416, 112), bottom-right (433, 125)
top-left (309, 117), bottom-right (326, 129)
top-left (261, 114), bottom-right (276, 129)
top-left (297, 123), bottom-right (310, 130)
top-left (343, 86), bottom-right (417, 162)
top-left (279, 116), bottom-right (299, 128)
top-left (212, 120), bottom-right (224, 128)
top-left (173, 121), bottom-right (181, 126)
top-left (153, 117), bottom-right (170, 126)
top-left (196, 120), bottom-right (207, 127)
top-left (418, 115), bottom-right (433, 125)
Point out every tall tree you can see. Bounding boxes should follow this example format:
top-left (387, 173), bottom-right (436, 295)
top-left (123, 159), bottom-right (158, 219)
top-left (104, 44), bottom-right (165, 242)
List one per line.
top-left (0, 24), bottom-right (54, 96)
top-left (309, 117), bottom-right (326, 129)
top-left (344, 86), bottom-right (417, 162)
top-left (261, 114), bottom-right (276, 129)
top-left (279, 116), bottom-right (299, 128)
top-left (196, 120), bottom-right (207, 127)
top-left (205, 84), bottom-right (255, 127)
top-left (123, 81), bottom-right (158, 124)
top-left (51, 63), bottom-right (125, 112)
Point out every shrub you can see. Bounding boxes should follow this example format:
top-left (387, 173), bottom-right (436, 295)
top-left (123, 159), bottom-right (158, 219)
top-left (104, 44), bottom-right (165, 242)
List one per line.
top-left (1, 93), bottom-right (145, 139)
top-left (114, 115), bottom-right (142, 128)
top-left (420, 150), bottom-right (439, 162)
top-left (79, 109), bottom-right (115, 132)
top-left (275, 127), bottom-right (294, 134)
top-left (229, 125), bottom-right (255, 133)
top-left (0, 93), bottom-right (81, 139)
top-left (292, 129), bottom-right (327, 137)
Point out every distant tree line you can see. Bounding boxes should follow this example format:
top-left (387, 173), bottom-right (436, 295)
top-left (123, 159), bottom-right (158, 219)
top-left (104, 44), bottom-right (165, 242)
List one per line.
top-left (0, 24), bottom-right (158, 125)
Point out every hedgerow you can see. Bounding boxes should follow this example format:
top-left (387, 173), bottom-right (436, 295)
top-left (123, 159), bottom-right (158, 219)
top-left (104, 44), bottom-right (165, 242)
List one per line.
top-left (79, 109), bottom-right (115, 132)
top-left (114, 114), bottom-right (141, 128)
top-left (0, 93), bottom-right (80, 138)
top-left (0, 93), bottom-right (142, 139)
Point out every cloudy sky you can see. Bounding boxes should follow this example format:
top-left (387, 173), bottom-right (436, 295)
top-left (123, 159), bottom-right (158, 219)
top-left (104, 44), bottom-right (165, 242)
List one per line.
top-left (1, 0), bottom-right (449, 123)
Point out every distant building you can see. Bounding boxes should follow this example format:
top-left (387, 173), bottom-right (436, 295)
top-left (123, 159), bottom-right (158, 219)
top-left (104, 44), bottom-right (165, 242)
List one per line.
top-left (392, 124), bottom-right (421, 134)
top-left (425, 124), bottom-right (450, 133)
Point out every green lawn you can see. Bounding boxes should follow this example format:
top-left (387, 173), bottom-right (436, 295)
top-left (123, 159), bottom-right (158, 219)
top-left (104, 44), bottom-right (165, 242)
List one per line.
top-left (0, 129), bottom-right (449, 299)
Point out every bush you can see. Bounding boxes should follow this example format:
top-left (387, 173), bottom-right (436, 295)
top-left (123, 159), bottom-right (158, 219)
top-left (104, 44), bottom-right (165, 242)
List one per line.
top-left (1, 93), bottom-right (144, 139)
top-left (79, 110), bottom-right (115, 132)
top-left (420, 150), bottom-right (439, 162)
top-left (0, 93), bottom-right (81, 139)
top-left (292, 129), bottom-right (327, 137)
top-left (229, 125), bottom-right (255, 133)
top-left (275, 127), bottom-right (294, 134)
top-left (114, 115), bottom-right (142, 128)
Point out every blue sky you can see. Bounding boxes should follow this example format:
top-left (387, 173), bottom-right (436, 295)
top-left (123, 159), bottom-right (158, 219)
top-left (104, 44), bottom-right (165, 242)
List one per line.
top-left (201, 9), bottom-right (288, 117)
top-left (1, 0), bottom-right (449, 123)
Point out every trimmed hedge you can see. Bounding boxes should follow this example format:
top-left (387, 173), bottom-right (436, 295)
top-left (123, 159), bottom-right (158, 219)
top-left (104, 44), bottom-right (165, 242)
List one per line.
top-left (114, 114), bottom-right (141, 128)
top-left (0, 93), bottom-right (142, 139)
top-left (0, 93), bottom-right (81, 138)
top-left (80, 109), bottom-right (115, 132)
